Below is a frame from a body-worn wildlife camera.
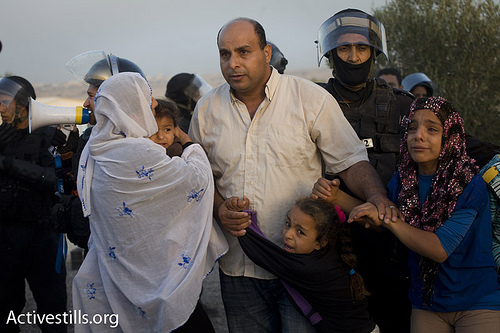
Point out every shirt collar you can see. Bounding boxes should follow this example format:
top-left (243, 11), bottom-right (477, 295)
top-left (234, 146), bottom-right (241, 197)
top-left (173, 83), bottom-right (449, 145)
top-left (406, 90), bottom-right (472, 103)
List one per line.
top-left (229, 66), bottom-right (280, 104)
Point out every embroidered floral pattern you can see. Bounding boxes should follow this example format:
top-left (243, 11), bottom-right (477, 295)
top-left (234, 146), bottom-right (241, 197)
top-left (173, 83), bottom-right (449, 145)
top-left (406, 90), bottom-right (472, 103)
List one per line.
top-left (187, 188), bottom-right (205, 203)
top-left (137, 307), bottom-right (148, 319)
top-left (117, 202), bottom-right (134, 218)
top-left (85, 283), bottom-right (96, 300)
top-left (109, 246), bottom-right (118, 260)
top-left (136, 166), bottom-right (154, 181)
top-left (178, 251), bottom-right (193, 269)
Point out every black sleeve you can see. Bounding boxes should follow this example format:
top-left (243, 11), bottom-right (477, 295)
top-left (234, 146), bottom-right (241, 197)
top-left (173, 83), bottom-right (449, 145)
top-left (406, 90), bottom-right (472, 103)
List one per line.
top-left (238, 228), bottom-right (322, 284)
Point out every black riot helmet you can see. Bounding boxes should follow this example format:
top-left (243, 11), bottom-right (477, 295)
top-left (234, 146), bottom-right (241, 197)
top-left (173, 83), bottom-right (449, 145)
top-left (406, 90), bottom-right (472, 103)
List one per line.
top-left (316, 8), bottom-right (388, 66)
top-left (268, 41), bottom-right (288, 74)
top-left (66, 50), bottom-right (145, 87)
top-left (165, 73), bottom-right (212, 104)
top-left (0, 76), bottom-right (36, 109)
top-left (0, 76), bottom-right (36, 126)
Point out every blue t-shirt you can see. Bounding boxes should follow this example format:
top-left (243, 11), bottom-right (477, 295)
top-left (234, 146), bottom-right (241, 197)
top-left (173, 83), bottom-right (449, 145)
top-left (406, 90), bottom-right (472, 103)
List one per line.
top-left (387, 173), bottom-right (500, 312)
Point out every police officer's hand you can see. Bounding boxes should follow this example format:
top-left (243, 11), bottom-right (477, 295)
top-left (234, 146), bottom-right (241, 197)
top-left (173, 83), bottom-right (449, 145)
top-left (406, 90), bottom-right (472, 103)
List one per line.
top-left (51, 128), bottom-right (67, 149)
top-left (0, 122), bottom-right (16, 152)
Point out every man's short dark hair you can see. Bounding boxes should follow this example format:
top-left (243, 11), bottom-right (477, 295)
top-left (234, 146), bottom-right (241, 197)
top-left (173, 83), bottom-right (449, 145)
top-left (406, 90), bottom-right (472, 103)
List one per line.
top-left (376, 67), bottom-right (402, 85)
top-left (217, 17), bottom-right (267, 50)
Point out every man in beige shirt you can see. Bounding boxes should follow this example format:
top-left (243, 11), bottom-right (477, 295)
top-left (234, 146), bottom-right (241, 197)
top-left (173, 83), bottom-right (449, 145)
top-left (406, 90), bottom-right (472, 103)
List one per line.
top-left (190, 17), bottom-right (396, 332)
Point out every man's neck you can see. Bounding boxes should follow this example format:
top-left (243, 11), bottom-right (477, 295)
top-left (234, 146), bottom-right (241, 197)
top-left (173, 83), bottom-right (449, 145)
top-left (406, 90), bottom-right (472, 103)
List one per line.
top-left (235, 90), bottom-right (266, 119)
top-left (233, 69), bottom-right (271, 119)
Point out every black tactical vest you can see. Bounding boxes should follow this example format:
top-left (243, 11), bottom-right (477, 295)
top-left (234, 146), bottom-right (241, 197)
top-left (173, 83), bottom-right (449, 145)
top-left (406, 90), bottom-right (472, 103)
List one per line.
top-left (323, 78), bottom-right (413, 185)
top-left (0, 127), bottom-right (56, 223)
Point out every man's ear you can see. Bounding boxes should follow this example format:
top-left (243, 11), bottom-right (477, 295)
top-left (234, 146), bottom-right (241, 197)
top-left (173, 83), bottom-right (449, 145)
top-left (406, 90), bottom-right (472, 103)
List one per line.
top-left (264, 44), bottom-right (272, 65)
top-left (16, 103), bottom-right (28, 116)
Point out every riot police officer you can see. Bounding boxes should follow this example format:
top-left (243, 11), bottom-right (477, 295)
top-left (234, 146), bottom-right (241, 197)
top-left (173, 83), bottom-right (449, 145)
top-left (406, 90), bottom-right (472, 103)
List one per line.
top-left (58, 51), bottom-right (146, 251)
top-left (0, 76), bottom-right (67, 333)
top-left (402, 72), bottom-right (440, 98)
top-left (165, 73), bottom-right (212, 133)
top-left (268, 41), bottom-right (288, 74)
top-left (316, 9), bottom-right (414, 333)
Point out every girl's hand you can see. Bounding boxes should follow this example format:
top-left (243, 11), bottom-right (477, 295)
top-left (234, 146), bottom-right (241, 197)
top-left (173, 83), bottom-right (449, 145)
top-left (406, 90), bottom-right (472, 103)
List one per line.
top-left (348, 202), bottom-right (382, 228)
top-left (311, 178), bottom-right (341, 203)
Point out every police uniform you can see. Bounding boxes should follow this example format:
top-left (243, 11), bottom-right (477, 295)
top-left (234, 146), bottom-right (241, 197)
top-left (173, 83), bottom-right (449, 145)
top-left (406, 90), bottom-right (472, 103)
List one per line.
top-left (0, 126), bottom-right (67, 333)
top-left (322, 77), bottom-right (414, 333)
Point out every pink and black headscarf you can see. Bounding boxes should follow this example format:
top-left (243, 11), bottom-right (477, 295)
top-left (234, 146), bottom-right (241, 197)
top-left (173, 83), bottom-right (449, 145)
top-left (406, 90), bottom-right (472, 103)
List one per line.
top-left (398, 96), bottom-right (478, 232)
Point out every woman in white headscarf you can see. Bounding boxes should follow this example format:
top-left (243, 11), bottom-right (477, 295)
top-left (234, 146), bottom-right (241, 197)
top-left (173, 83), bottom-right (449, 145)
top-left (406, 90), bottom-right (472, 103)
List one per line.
top-left (73, 72), bottom-right (228, 333)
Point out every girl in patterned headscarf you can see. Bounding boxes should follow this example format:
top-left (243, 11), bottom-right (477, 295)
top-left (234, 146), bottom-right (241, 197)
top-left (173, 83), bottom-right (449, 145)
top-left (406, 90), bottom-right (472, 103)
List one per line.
top-left (313, 96), bottom-right (500, 332)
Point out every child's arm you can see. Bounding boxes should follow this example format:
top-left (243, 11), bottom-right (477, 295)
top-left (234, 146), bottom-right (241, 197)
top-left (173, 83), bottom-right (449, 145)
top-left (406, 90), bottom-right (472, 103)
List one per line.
top-left (310, 178), bottom-right (364, 214)
top-left (349, 203), bottom-right (448, 263)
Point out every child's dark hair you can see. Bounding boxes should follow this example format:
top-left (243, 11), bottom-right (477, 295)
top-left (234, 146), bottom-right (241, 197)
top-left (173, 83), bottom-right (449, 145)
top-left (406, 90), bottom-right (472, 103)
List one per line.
top-left (294, 197), bottom-right (370, 301)
top-left (155, 98), bottom-right (180, 127)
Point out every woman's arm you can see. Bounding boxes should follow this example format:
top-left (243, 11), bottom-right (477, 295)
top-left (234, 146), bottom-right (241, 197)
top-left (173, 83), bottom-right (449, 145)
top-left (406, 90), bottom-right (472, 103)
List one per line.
top-left (386, 219), bottom-right (448, 263)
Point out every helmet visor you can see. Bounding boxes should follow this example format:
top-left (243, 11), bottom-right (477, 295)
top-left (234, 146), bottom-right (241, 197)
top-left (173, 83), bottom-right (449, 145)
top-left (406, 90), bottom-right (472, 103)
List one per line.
top-left (184, 74), bottom-right (212, 102)
top-left (66, 50), bottom-right (111, 86)
top-left (317, 11), bottom-right (388, 65)
top-left (0, 77), bottom-right (23, 108)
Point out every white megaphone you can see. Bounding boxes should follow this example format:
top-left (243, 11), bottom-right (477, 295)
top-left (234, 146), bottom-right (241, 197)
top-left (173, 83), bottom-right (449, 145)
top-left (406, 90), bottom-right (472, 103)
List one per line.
top-left (29, 97), bottom-right (90, 133)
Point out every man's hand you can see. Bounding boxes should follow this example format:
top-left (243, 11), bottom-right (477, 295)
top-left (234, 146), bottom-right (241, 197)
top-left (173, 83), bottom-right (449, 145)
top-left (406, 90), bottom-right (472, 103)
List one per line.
top-left (366, 193), bottom-right (403, 224)
top-left (225, 196), bottom-right (250, 212)
top-left (218, 199), bottom-right (251, 237)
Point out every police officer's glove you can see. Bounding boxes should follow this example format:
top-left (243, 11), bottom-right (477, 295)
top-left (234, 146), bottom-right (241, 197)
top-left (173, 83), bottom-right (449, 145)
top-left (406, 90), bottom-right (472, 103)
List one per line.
top-left (57, 127), bottom-right (80, 155)
top-left (51, 128), bottom-right (67, 149)
top-left (1, 156), bottom-right (57, 189)
top-left (0, 122), bottom-right (16, 152)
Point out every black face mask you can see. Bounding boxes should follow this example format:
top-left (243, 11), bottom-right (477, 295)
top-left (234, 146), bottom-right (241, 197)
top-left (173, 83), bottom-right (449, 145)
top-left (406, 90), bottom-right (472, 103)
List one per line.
top-left (331, 50), bottom-right (373, 88)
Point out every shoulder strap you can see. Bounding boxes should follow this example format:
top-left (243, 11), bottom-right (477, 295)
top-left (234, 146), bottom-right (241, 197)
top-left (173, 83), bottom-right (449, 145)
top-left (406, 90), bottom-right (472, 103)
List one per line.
top-left (481, 154), bottom-right (500, 203)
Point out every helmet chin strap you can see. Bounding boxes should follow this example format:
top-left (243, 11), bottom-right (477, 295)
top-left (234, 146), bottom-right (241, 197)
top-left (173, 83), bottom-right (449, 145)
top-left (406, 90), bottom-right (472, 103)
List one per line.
top-left (13, 105), bottom-right (28, 126)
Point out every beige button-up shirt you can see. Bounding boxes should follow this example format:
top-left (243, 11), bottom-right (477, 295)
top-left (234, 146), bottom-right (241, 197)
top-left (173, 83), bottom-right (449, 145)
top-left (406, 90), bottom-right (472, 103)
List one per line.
top-left (190, 69), bottom-right (367, 279)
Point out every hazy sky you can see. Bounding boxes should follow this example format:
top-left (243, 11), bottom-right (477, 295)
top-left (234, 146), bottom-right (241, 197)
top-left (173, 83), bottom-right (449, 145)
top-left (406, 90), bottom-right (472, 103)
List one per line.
top-left (1, 0), bottom-right (388, 84)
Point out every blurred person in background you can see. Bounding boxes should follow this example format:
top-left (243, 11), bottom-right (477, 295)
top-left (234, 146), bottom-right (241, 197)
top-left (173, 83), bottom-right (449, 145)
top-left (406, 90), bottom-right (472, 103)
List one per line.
top-left (376, 67), bottom-right (404, 90)
top-left (267, 41), bottom-right (288, 74)
top-left (401, 72), bottom-right (440, 98)
top-left (165, 73), bottom-right (212, 133)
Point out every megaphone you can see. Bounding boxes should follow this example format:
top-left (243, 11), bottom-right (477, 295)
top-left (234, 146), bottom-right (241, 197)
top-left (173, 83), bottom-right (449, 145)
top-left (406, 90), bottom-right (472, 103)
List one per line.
top-left (29, 97), bottom-right (90, 133)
